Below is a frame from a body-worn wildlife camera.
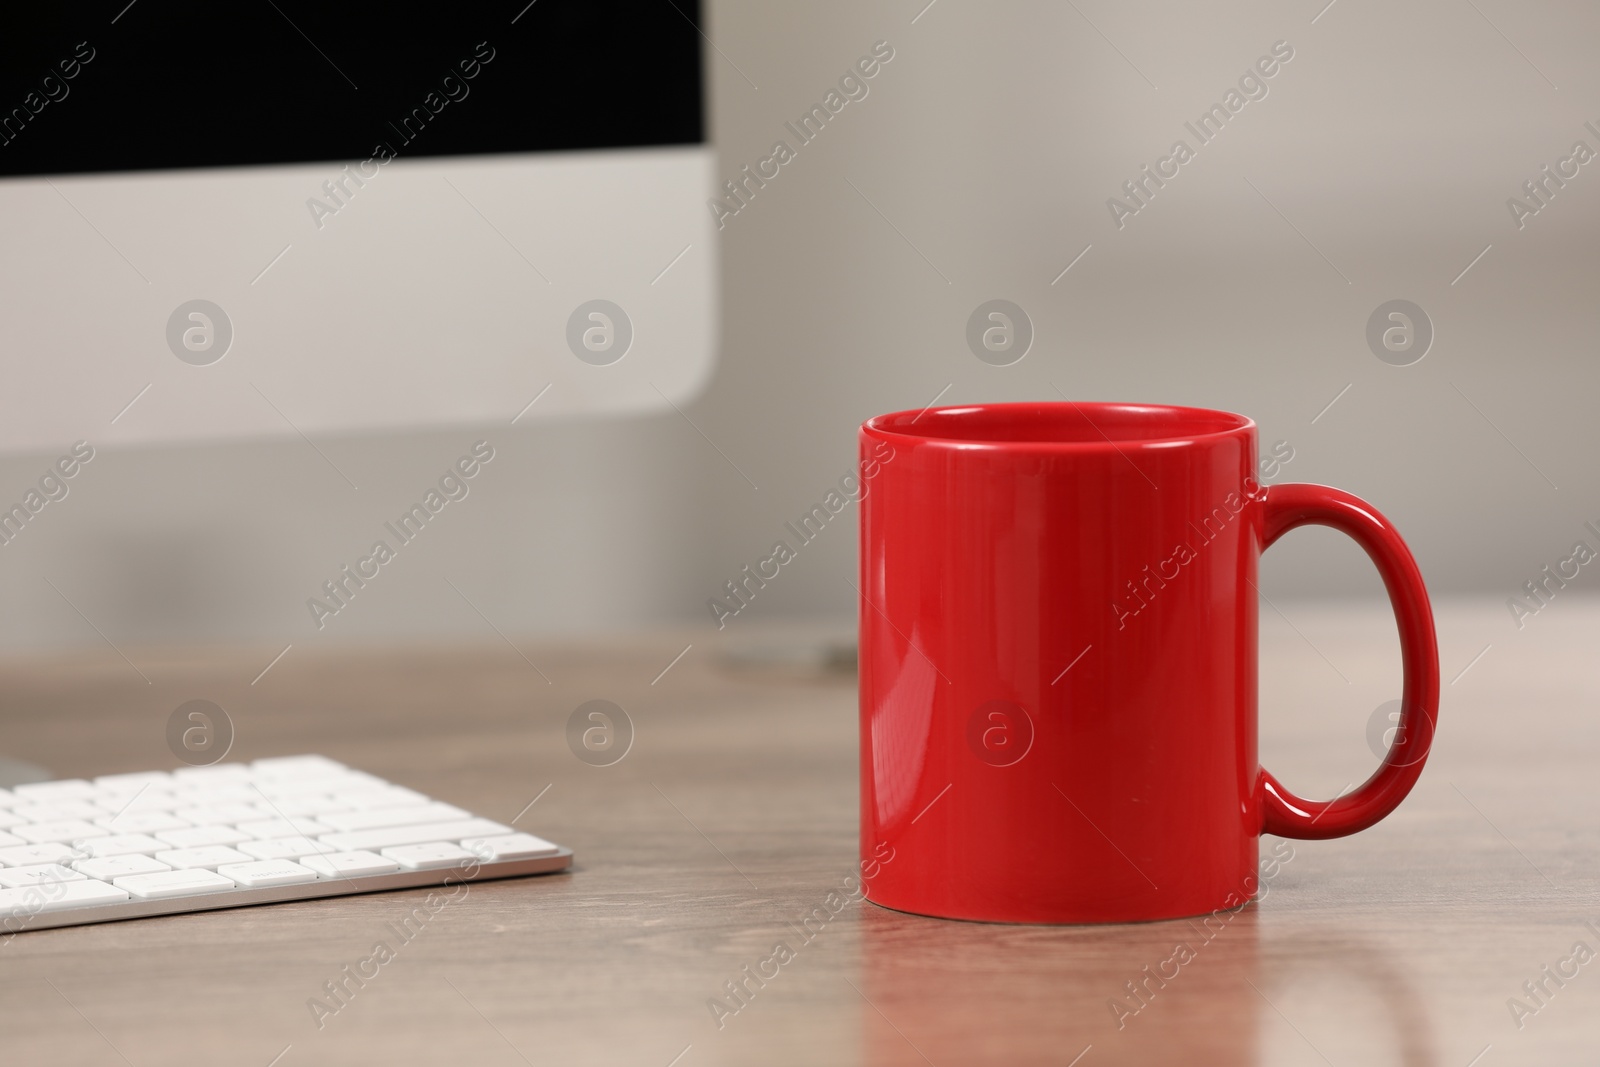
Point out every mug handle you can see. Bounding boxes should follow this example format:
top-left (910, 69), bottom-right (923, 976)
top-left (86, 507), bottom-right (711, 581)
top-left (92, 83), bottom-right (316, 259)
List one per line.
top-left (1258, 483), bottom-right (1439, 839)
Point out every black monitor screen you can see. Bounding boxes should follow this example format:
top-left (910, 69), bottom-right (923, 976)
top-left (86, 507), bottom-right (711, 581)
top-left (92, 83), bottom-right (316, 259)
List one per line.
top-left (0, 0), bottom-right (705, 178)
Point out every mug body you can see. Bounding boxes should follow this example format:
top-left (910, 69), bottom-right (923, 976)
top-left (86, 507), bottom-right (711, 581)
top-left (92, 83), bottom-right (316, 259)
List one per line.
top-left (859, 402), bottom-right (1263, 923)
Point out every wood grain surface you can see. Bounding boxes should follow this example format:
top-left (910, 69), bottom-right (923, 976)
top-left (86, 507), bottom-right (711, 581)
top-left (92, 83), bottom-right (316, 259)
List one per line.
top-left (0, 599), bottom-right (1594, 1066)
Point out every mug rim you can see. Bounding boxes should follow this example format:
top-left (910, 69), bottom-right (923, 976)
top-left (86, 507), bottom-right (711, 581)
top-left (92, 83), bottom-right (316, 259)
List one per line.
top-left (861, 401), bottom-right (1255, 452)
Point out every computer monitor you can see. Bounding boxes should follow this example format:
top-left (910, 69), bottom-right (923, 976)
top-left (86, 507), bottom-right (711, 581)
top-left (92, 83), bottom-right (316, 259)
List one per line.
top-left (0, 2), bottom-right (716, 452)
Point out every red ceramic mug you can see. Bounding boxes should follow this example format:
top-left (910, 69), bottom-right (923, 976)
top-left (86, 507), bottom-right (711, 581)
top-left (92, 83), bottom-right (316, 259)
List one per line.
top-left (857, 402), bottom-right (1438, 923)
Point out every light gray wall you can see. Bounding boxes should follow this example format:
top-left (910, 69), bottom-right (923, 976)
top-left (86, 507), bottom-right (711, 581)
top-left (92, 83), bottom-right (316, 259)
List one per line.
top-left (2, 0), bottom-right (1597, 650)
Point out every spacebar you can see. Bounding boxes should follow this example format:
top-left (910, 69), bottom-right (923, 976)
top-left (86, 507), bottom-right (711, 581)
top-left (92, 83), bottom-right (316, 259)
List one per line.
top-left (319, 819), bottom-right (513, 853)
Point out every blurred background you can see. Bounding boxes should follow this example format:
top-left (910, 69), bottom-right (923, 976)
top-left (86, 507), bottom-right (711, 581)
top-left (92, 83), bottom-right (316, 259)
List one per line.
top-left (0, 0), bottom-right (1595, 651)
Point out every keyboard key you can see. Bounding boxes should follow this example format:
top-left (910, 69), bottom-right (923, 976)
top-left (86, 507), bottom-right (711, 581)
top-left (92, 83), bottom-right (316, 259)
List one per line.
top-left (0, 812), bottom-right (23, 830)
top-left (462, 833), bottom-right (562, 862)
top-left (254, 782), bottom-right (332, 803)
top-left (0, 863), bottom-right (84, 888)
top-left (258, 774), bottom-right (385, 799)
top-left (155, 825), bottom-right (250, 849)
top-left (15, 820), bottom-right (108, 844)
top-left (98, 791), bottom-right (184, 814)
top-left (74, 854), bottom-right (172, 880)
top-left (93, 772), bottom-right (175, 790)
top-left (12, 801), bottom-right (105, 823)
top-left (235, 816), bottom-right (332, 840)
top-left (328, 770), bottom-right (386, 788)
top-left (171, 784), bottom-right (261, 806)
top-left (116, 869), bottom-right (236, 899)
top-left (0, 831), bottom-right (22, 847)
top-left (261, 795), bottom-right (345, 817)
top-left (176, 803), bottom-right (271, 826)
top-left (0, 787), bottom-right (13, 807)
top-left (217, 859), bottom-right (320, 888)
top-left (300, 851), bottom-right (400, 878)
top-left (0, 887), bottom-right (40, 916)
top-left (334, 787), bottom-right (430, 810)
top-left (0, 878), bottom-right (128, 914)
top-left (38, 879), bottom-right (129, 911)
top-left (11, 780), bottom-right (96, 801)
top-left (172, 763), bottom-right (253, 783)
top-left (382, 843), bottom-right (477, 871)
top-left (154, 846), bottom-right (253, 870)
top-left (95, 811), bottom-right (189, 835)
top-left (76, 834), bottom-right (167, 859)
top-left (319, 819), bottom-right (512, 853)
top-left (318, 804), bottom-right (467, 832)
top-left (237, 837), bottom-right (336, 861)
top-left (0, 843), bottom-right (80, 867)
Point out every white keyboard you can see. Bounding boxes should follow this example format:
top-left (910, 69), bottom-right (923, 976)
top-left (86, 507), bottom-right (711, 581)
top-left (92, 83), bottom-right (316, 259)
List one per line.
top-left (0, 755), bottom-right (571, 933)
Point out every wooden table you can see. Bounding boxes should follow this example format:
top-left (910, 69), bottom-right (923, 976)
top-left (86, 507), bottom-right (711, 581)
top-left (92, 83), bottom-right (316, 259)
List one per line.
top-left (0, 599), bottom-right (1594, 1066)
